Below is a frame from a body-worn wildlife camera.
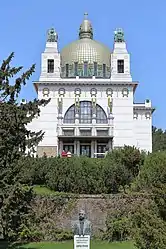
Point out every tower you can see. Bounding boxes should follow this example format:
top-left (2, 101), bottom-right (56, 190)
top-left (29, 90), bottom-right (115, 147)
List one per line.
top-left (111, 28), bottom-right (132, 82)
top-left (40, 28), bottom-right (60, 81)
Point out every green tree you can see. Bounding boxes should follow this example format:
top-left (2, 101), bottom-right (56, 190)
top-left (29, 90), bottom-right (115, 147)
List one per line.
top-left (105, 146), bottom-right (145, 192)
top-left (0, 53), bottom-right (49, 241)
top-left (134, 151), bottom-right (166, 191)
top-left (152, 126), bottom-right (166, 152)
top-left (132, 203), bottom-right (166, 249)
top-left (132, 151), bottom-right (166, 248)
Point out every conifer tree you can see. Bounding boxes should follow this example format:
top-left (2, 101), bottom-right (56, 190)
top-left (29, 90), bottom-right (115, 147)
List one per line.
top-left (0, 53), bottom-right (50, 241)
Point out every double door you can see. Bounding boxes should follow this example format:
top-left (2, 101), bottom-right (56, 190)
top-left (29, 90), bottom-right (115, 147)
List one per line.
top-left (80, 145), bottom-right (91, 157)
top-left (63, 145), bottom-right (74, 154)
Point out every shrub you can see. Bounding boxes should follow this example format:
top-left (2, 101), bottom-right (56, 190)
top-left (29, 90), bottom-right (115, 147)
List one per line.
top-left (103, 192), bottom-right (149, 242)
top-left (15, 146), bottom-right (145, 194)
top-left (134, 151), bottom-right (166, 191)
top-left (107, 145), bottom-right (145, 178)
top-left (103, 209), bottom-right (131, 242)
top-left (132, 151), bottom-right (166, 248)
top-left (132, 202), bottom-right (166, 249)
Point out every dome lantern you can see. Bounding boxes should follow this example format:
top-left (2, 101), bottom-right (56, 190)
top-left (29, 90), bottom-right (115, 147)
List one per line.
top-left (79, 13), bottom-right (93, 40)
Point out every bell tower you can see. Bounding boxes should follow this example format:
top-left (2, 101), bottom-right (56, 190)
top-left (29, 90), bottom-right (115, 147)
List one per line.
top-left (39, 28), bottom-right (60, 81)
top-left (110, 28), bottom-right (132, 82)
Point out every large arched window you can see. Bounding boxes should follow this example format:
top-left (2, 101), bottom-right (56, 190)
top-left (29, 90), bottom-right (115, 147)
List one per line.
top-left (63, 101), bottom-right (107, 124)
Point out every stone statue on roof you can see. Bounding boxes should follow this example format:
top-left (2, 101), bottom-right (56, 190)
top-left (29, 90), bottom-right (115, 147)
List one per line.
top-left (47, 28), bottom-right (58, 42)
top-left (114, 28), bottom-right (125, 43)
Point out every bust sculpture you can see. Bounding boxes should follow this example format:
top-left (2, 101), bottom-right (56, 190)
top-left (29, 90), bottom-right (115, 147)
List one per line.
top-left (72, 210), bottom-right (92, 236)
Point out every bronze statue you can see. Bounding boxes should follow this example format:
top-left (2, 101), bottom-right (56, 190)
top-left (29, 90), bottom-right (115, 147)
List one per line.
top-left (114, 28), bottom-right (125, 43)
top-left (47, 28), bottom-right (58, 42)
top-left (72, 210), bottom-right (92, 236)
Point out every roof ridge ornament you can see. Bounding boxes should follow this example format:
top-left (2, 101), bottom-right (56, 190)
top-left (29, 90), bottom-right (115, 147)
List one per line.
top-left (79, 13), bottom-right (93, 39)
top-left (47, 27), bottom-right (58, 42)
top-left (114, 28), bottom-right (125, 43)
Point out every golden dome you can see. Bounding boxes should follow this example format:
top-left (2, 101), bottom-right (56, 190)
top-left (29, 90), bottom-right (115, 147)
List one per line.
top-left (61, 38), bottom-right (111, 65)
top-left (60, 13), bottom-right (111, 78)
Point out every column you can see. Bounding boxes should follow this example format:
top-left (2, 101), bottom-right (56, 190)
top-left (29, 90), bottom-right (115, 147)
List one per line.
top-left (76, 141), bottom-right (80, 156)
top-left (94, 140), bottom-right (97, 158)
top-left (74, 140), bottom-right (77, 155)
top-left (59, 140), bottom-right (63, 155)
top-left (91, 141), bottom-right (95, 158)
top-left (108, 139), bottom-right (112, 151)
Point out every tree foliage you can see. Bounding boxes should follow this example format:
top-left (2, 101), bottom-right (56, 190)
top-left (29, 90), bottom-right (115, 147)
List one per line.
top-left (152, 126), bottom-right (166, 152)
top-left (134, 151), bottom-right (166, 191)
top-left (132, 151), bottom-right (166, 248)
top-left (0, 53), bottom-right (49, 240)
top-left (132, 202), bottom-right (166, 249)
top-left (12, 146), bottom-right (145, 195)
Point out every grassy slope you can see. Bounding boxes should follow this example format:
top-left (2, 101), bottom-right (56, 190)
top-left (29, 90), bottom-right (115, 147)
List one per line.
top-left (33, 185), bottom-right (56, 195)
top-left (18, 241), bottom-right (136, 249)
top-left (33, 185), bottom-right (74, 196)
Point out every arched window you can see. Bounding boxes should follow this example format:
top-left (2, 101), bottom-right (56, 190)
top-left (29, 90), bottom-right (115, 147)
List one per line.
top-left (63, 101), bottom-right (107, 124)
top-left (96, 104), bottom-right (108, 124)
top-left (63, 104), bottom-right (75, 123)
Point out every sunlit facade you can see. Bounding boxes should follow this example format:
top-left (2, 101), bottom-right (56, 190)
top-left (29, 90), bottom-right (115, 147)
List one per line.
top-left (30, 13), bottom-right (154, 158)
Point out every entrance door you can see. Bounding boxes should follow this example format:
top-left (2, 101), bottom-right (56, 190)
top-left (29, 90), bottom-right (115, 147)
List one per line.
top-left (80, 145), bottom-right (91, 157)
top-left (97, 144), bottom-right (107, 158)
top-left (63, 145), bottom-right (74, 154)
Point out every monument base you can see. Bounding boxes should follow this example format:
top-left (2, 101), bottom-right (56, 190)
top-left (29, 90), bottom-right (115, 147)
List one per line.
top-left (74, 235), bottom-right (90, 249)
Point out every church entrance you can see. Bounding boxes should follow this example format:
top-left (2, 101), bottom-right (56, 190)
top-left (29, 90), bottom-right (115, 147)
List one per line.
top-left (58, 137), bottom-right (112, 158)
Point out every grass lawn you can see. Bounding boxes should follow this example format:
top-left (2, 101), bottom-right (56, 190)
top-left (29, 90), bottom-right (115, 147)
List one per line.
top-left (33, 185), bottom-right (56, 195)
top-left (33, 185), bottom-right (73, 196)
top-left (16, 241), bottom-right (136, 249)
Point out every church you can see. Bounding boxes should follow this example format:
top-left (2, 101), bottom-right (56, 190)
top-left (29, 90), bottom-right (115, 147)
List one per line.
top-left (29, 13), bottom-right (154, 158)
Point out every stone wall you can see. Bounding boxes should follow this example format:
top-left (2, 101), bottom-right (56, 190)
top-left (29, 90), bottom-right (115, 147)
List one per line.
top-left (37, 146), bottom-right (57, 157)
top-left (56, 195), bottom-right (109, 235)
top-left (32, 193), bottom-right (146, 236)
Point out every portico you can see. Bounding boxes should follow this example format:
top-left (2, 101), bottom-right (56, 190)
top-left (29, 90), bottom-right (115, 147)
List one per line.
top-left (58, 136), bottom-right (113, 158)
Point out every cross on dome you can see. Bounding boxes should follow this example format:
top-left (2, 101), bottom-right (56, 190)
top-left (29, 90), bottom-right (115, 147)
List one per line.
top-left (84, 12), bottom-right (88, 20)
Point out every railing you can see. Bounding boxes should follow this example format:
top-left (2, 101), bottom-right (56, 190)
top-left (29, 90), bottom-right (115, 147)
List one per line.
top-left (94, 153), bottom-right (105, 158)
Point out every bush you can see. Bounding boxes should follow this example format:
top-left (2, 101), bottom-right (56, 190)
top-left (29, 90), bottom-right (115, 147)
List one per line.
top-left (0, 184), bottom-right (34, 242)
top-left (132, 202), bottom-right (166, 249)
top-left (134, 151), bottom-right (166, 191)
top-left (106, 145), bottom-right (145, 178)
top-left (103, 192), bottom-right (149, 242)
top-left (103, 209), bottom-right (131, 242)
top-left (16, 146), bottom-right (145, 194)
top-left (131, 151), bottom-right (166, 249)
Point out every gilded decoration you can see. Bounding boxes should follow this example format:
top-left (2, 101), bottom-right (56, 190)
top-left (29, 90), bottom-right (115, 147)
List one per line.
top-left (106, 88), bottom-right (113, 97)
top-left (122, 88), bottom-right (129, 97)
top-left (90, 88), bottom-right (97, 97)
top-left (42, 88), bottom-right (50, 97)
top-left (145, 112), bottom-right (151, 119)
top-left (133, 112), bottom-right (138, 119)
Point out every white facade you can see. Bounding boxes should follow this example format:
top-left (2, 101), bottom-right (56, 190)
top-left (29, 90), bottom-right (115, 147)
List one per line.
top-left (30, 15), bottom-right (154, 157)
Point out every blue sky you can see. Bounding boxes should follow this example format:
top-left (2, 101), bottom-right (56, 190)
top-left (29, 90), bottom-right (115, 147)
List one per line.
top-left (0, 0), bottom-right (165, 129)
